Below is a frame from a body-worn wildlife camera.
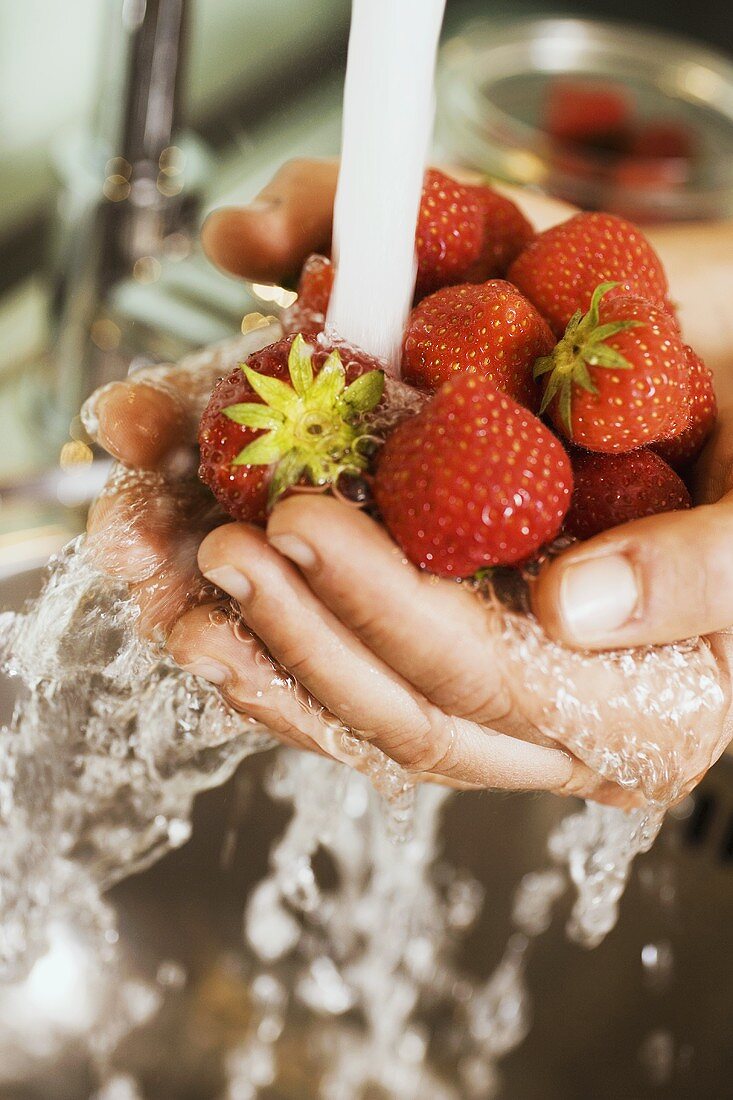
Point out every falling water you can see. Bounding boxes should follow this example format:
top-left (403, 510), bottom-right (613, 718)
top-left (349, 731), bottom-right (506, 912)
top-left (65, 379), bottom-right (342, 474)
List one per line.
top-left (327, 0), bottom-right (447, 366)
top-left (0, 332), bottom-right (726, 1091)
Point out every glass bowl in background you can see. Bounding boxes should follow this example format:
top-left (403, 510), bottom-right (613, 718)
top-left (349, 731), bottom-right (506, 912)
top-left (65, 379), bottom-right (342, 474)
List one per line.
top-left (437, 17), bottom-right (733, 223)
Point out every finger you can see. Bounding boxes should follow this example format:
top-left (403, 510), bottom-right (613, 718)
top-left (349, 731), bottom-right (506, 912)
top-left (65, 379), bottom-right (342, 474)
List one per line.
top-left (201, 158), bottom-right (339, 284)
top-left (83, 322), bottom-right (283, 468)
top-left (167, 603), bottom-right (335, 757)
top-left (166, 605), bottom-right (489, 790)
top-left (199, 522), bottom-right (464, 757)
top-left (692, 404), bottom-right (733, 505)
top-left (166, 601), bottom-right (470, 785)
top-left (86, 468), bottom-right (217, 637)
top-left (86, 379), bottom-right (189, 469)
top-left (266, 496), bottom-right (510, 723)
top-left (197, 522), bottom-right (582, 791)
top-left (532, 491), bottom-right (733, 648)
top-left (87, 484), bottom-right (171, 583)
top-left (199, 161), bottom-right (574, 287)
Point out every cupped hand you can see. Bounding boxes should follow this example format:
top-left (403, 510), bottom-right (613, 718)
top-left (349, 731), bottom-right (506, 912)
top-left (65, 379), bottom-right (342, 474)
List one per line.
top-left (84, 158), bottom-right (733, 801)
top-left (84, 338), bottom-right (611, 799)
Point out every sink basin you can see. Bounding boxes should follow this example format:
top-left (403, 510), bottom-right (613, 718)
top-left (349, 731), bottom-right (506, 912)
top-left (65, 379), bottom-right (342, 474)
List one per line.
top-left (0, 562), bottom-right (731, 1099)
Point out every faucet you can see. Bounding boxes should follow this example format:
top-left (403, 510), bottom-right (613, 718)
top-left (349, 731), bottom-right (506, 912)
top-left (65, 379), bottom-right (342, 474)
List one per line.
top-left (46, 0), bottom-right (205, 442)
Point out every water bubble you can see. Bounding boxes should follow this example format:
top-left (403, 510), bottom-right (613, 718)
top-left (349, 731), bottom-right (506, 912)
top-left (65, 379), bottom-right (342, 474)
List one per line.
top-left (333, 471), bottom-right (373, 507)
top-left (397, 1025), bottom-right (429, 1064)
top-left (446, 873), bottom-right (484, 931)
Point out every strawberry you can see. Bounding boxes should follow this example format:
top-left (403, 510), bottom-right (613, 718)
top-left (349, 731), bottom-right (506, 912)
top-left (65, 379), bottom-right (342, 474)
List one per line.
top-left (281, 176), bottom-right (532, 329)
top-left (373, 375), bottom-right (573, 577)
top-left (566, 449), bottom-right (691, 540)
top-left (629, 120), bottom-right (697, 161)
top-left (281, 254), bottom-right (334, 337)
top-left (507, 211), bottom-right (674, 336)
top-left (401, 280), bottom-right (554, 410)
top-left (653, 347), bottom-right (717, 470)
top-left (465, 183), bottom-right (534, 279)
top-left (534, 283), bottom-right (689, 453)
top-left (609, 155), bottom-right (690, 204)
top-left (414, 169), bottom-right (485, 299)
top-left (198, 334), bottom-right (384, 524)
top-left (544, 79), bottom-right (633, 152)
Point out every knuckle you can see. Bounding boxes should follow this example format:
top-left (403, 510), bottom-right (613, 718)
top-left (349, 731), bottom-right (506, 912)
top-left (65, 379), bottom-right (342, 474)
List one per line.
top-left (427, 664), bottom-right (509, 724)
top-left (393, 714), bottom-right (458, 776)
top-left (199, 521), bottom-right (255, 572)
top-left (274, 642), bottom-right (316, 683)
top-left (349, 605), bottom-right (390, 646)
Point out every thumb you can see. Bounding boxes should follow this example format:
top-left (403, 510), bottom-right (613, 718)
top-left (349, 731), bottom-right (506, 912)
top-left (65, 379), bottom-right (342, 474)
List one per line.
top-left (201, 158), bottom-right (339, 284)
top-left (532, 492), bottom-right (733, 649)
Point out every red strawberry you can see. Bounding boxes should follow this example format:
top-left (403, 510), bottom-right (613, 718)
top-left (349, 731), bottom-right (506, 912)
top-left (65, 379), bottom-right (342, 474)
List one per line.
top-left (609, 155), bottom-right (690, 202)
top-left (281, 254), bottom-right (334, 337)
top-left (653, 347), bottom-right (717, 470)
top-left (373, 375), bottom-right (573, 577)
top-left (535, 283), bottom-right (689, 452)
top-left (199, 334), bottom-right (384, 524)
top-left (629, 120), bottom-right (697, 161)
top-left (281, 177), bottom-right (533, 327)
top-left (507, 212), bottom-right (674, 336)
top-left (414, 169), bottom-right (485, 299)
top-left (401, 280), bottom-right (554, 410)
top-left (566, 449), bottom-right (691, 540)
top-left (465, 183), bottom-right (534, 279)
top-left (544, 79), bottom-right (633, 151)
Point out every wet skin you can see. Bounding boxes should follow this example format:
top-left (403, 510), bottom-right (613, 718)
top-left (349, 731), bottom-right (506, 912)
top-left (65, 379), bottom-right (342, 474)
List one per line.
top-left (86, 159), bottom-right (733, 805)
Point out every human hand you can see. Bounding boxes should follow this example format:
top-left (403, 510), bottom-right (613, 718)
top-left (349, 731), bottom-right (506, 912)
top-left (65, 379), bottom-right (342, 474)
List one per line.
top-left (85, 158), bottom-right (733, 802)
top-left (84, 335), bottom-right (613, 800)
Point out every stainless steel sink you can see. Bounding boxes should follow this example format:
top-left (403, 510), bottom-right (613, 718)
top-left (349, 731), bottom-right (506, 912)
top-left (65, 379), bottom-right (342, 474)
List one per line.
top-left (0, 562), bottom-right (731, 1100)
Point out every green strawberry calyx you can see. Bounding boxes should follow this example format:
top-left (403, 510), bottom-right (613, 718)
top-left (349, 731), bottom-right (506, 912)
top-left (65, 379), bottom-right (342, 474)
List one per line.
top-left (222, 333), bottom-right (384, 506)
top-left (533, 281), bottom-right (643, 437)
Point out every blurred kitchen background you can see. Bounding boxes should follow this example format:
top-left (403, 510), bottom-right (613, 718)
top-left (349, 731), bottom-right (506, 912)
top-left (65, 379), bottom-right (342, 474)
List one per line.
top-left (0, 0), bottom-right (731, 572)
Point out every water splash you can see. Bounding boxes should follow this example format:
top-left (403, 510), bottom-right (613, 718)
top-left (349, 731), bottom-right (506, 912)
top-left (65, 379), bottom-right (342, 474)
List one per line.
top-left (0, 480), bottom-right (728, 1093)
top-left (1, 328), bottom-right (730, 1091)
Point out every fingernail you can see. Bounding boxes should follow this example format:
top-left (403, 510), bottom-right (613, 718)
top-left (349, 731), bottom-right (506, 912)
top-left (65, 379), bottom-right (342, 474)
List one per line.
top-left (181, 660), bottom-right (229, 686)
top-left (203, 565), bottom-right (254, 603)
top-left (560, 554), bottom-right (639, 641)
top-left (268, 534), bottom-right (317, 570)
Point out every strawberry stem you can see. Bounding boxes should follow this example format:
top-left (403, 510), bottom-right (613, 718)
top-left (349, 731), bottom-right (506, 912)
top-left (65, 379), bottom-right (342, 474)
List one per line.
top-left (222, 334), bottom-right (384, 508)
top-left (533, 282), bottom-right (642, 437)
